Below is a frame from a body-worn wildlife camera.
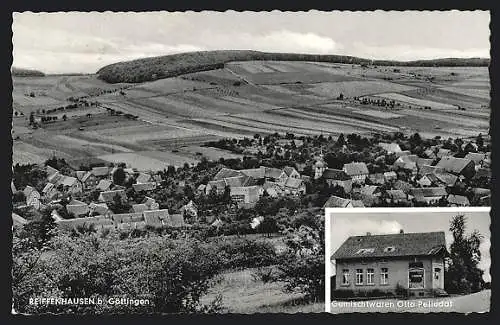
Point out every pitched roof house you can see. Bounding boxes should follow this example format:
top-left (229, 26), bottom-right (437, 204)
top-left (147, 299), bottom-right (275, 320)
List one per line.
top-left (332, 231), bottom-right (447, 296)
top-left (91, 166), bottom-right (111, 178)
top-left (343, 162), bottom-right (369, 183)
top-left (324, 195), bottom-right (352, 208)
top-left (409, 187), bottom-right (448, 204)
top-left (447, 194), bottom-right (470, 207)
top-left (66, 204), bottom-right (90, 217)
top-left (378, 142), bottom-right (402, 153)
top-left (322, 168), bottom-right (353, 193)
top-left (98, 189), bottom-right (127, 203)
top-left (132, 182), bottom-right (157, 192)
top-left (435, 157), bottom-right (475, 178)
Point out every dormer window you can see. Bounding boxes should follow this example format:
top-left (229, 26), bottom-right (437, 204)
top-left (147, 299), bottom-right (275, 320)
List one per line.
top-left (355, 248), bottom-right (375, 254)
top-left (384, 246), bottom-right (396, 253)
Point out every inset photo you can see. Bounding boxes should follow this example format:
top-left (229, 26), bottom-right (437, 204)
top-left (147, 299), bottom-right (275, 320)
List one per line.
top-left (325, 208), bottom-right (490, 314)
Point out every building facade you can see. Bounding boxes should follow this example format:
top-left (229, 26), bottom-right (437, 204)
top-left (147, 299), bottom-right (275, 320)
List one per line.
top-left (332, 231), bottom-right (447, 297)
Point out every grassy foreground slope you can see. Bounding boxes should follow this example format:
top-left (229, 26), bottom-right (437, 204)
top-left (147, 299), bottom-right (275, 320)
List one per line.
top-left (96, 50), bottom-right (489, 83)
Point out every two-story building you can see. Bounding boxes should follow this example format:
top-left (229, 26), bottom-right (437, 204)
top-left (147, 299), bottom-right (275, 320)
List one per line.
top-left (332, 231), bottom-right (448, 298)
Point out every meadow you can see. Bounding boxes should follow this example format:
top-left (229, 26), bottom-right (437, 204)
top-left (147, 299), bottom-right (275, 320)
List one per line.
top-left (12, 58), bottom-right (490, 171)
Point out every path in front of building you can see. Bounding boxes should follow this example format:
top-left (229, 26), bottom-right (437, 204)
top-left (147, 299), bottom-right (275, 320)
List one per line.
top-left (330, 289), bottom-right (490, 314)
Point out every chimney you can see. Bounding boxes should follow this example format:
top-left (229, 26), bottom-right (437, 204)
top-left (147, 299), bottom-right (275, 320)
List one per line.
top-left (366, 232), bottom-right (371, 236)
top-left (400, 229), bottom-right (404, 234)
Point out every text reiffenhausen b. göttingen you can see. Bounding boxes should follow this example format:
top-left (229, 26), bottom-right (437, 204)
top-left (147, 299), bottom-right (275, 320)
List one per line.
top-left (29, 297), bottom-right (151, 306)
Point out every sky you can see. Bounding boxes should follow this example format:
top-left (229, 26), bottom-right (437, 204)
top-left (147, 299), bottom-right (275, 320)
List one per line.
top-left (328, 209), bottom-right (491, 282)
top-left (12, 10), bottom-right (490, 74)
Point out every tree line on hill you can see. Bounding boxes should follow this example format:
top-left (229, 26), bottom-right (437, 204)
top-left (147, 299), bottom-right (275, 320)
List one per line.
top-left (96, 50), bottom-right (489, 84)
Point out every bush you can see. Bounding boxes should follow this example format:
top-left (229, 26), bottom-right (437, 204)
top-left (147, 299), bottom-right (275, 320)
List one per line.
top-left (395, 283), bottom-right (408, 297)
top-left (332, 289), bottom-right (355, 299)
top-left (251, 266), bottom-right (277, 283)
top-left (217, 239), bottom-right (278, 270)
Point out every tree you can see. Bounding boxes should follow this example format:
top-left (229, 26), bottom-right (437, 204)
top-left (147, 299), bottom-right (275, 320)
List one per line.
top-left (62, 114), bottom-right (67, 121)
top-left (445, 215), bottom-right (485, 294)
top-left (335, 133), bottom-right (346, 147)
top-left (113, 167), bottom-right (126, 186)
top-left (258, 217), bottom-right (279, 237)
top-left (29, 112), bottom-right (35, 126)
top-left (277, 224), bottom-right (325, 301)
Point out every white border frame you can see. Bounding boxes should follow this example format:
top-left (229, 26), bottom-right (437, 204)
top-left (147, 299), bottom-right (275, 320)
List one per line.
top-left (324, 206), bottom-right (490, 313)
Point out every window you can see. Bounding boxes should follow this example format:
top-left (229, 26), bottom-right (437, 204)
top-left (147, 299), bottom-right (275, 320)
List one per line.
top-left (434, 268), bottom-right (441, 280)
top-left (342, 269), bottom-right (350, 286)
top-left (356, 269), bottom-right (363, 285)
top-left (381, 268), bottom-right (389, 285)
top-left (367, 268), bottom-right (374, 285)
top-left (355, 248), bottom-right (375, 254)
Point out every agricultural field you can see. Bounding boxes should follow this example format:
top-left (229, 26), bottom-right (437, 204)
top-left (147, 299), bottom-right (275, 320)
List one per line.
top-left (12, 60), bottom-right (490, 170)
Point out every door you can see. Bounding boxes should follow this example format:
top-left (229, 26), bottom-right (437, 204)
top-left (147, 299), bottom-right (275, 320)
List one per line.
top-left (432, 265), bottom-right (443, 289)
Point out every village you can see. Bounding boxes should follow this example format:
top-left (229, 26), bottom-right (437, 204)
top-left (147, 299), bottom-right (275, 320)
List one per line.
top-left (11, 129), bottom-right (491, 233)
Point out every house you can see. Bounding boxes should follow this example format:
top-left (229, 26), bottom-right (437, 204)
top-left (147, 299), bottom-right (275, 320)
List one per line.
top-left (283, 166), bottom-right (300, 179)
top-left (393, 180), bottom-right (412, 193)
top-left (343, 162), bottom-right (369, 184)
top-left (205, 179), bottom-right (227, 195)
top-left (12, 213), bottom-right (28, 228)
top-left (332, 231), bottom-right (447, 297)
top-left (465, 152), bottom-right (486, 166)
top-left (447, 194), bottom-right (470, 207)
top-left (143, 209), bottom-right (171, 227)
top-left (435, 157), bottom-right (475, 178)
top-left (47, 171), bottom-right (63, 184)
top-left (323, 195), bottom-right (357, 208)
top-left (58, 176), bottom-right (82, 194)
top-left (283, 178), bottom-right (306, 195)
top-left (180, 200), bottom-right (198, 220)
top-left (42, 182), bottom-right (59, 201)
top-left (136, 172), bottom-right (153, 184)
top-left (132, 182), bottom-right (157, 192)
top-left (436, 148), bottom-right (452, 159)
top-left (230, 186), bottom-right (261, 205)
top-left (89, 202), bottom-right (109, 216)
top-left (23, 185), bottom-right (41, 210)
top-left (314, 157), bottom-right (327, 179)
top-left (409, 187), bottom-right (448, 204)
top-left (45, 165), bottom-right (59, 178)
top-left (213, 167), bottom-right (243, 181)
top-left (394, 150), bottom-right (411, 158)
top-left (196, 184), bottom-right (206, 194)
top-left (359, 185), bottom-right (381, 207)
top-left (379, 142), bottom-right (402, 154)
top-left (432, 173), bottom-right (459, 187)
top-left (417, 175), bottom-right (433, 187)
top-left (393, 155), bottom-right (420, 174)
top-left (386, 190), bottom-right (409, 203)
top-left (98, 189), bottom-right (127, 203)
top-left (112, 212), bottom-right (144, 224)
top-left (81, 171), bottom-right (99, 189)
top-left (66, 203), bottom-right (90, 217)
top-left (472, 188), bottom-right (490, 203)
top-left (383, 171), bottom-right (397, 182)
top-left (368, 173), bottom-right (385, 185)
top-left (91, 166), bottom-right (111, 178)
top-left (131, 203), bottom-right (150, 213)
top-left (473, 167), bottom-right (491, 180)
top-left (96, 179), bottom-right (113, 191)
top-left (419, 165), bottom-right (445, 175)
top-left (322, 169), bottom-right (353, 193)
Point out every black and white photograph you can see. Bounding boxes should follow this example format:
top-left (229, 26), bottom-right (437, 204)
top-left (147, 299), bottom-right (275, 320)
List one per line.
top-left (326, 208), bottom-right (491, 313)
top-left (10, 10), bottom-right (490, 314)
